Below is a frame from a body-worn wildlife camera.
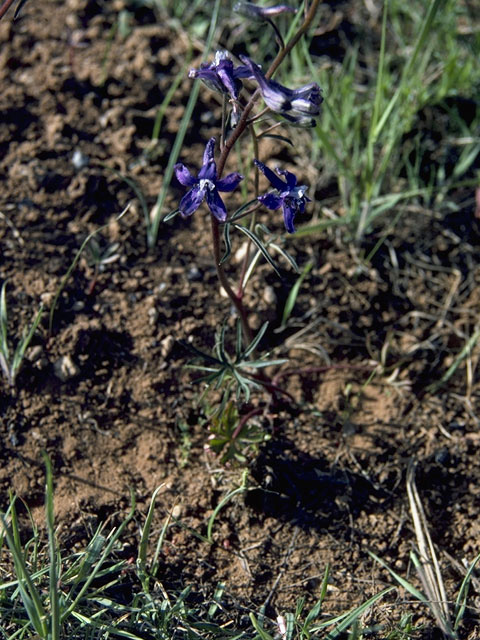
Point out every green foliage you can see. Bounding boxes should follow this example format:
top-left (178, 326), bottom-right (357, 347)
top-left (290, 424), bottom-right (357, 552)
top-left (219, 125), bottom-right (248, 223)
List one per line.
top-left (0, 281), bottom-right (43, 389)
top-left (183, 320), bottom-right (286, 404)
top-left (249, 567), bottom-right (395, 640)
top-left (147, 0), bottom-right (222, 247)
top-left (280, 260), bottom-right (313, 329)
top-left (371, 550), bottom-right (480, 639)
top-left (298, 0), bottom-right (480, 240)
top-left (0, 455), bottom-right (137, 639)
top-left (207, 400), bottom-right (270, 464)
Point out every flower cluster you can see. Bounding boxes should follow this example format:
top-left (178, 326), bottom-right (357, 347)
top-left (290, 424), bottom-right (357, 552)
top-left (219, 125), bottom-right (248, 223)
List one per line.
top-left (189, 51), bottom-right (322, 129)
top-left (174, 46), bottom-right (321, 231)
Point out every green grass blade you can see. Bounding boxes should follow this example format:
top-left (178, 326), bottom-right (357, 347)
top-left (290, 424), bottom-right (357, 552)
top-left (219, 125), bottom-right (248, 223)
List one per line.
top-left (369, 551), bottom-right (427, 602)
top-left (42, 453), bottom-right (60, 640)
top-left (311, 586), bottom-right (394, 637)
top-left (249, 613), bottom-right (275, 640)
top-left (454, 552), bottom-right (480, 630)
top-left (60, 489), bottom-right (136, 623)
top-left (137, 483), bottom-right (165, 593)
top-left (11, 304), bottom-right (43, 387)
top-left (280, 260), bottom-right (313, 328)
top-left (207, 471), bottom-right (248, 543)
top-left (372, 0), bottom-right (447, 142)
top-left (147, 0), bottom-right (221, 247)
top-left (0, 510), bottom-right (48, 637)
top-left (0, 281), bottom-right (8, 363)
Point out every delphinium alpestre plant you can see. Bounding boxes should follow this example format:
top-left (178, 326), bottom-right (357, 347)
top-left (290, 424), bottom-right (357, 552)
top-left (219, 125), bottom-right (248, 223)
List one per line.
top-left (165, 1), bottom-right (322, 462)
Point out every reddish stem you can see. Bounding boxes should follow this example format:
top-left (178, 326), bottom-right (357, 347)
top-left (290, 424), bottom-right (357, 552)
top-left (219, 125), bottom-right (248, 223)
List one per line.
top-left (209, 0), bottom-right (320, 355)
top-left (0, 0), bottom-right (16, 20)
top-left (231, 407), bottom-right (263, 442)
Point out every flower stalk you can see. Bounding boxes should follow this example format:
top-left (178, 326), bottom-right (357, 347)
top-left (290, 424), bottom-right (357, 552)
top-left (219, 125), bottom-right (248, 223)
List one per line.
top-left (208, 0), bottom-right (320, 349)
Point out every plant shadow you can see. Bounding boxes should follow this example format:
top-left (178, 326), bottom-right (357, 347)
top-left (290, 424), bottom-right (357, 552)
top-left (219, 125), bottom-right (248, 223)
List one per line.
top-left (246, 435), bottom-right (388, 534)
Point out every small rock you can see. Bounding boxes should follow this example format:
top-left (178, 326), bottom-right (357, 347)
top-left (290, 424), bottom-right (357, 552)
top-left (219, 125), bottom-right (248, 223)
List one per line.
top-left (27, 345), bottom-right (44, 363)
top-left (187, 265), bottom-right (202, 282)
top-left (171, 504), bottom-right (182, 519)
top-left (148, 307), bottom-right (158, 325)
top-left (234, 242), bottom-right (249, 263)
top-left (160, 336), bottom-right (175, 358)
top-left (54, 355), bottom-right (80, 381)
top-left (263, 285), bottom-right (276, 305)
top-left (72, 149), bottom-right (89, 170)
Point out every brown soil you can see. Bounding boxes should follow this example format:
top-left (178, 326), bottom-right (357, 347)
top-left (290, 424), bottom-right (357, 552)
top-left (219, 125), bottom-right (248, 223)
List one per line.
top-left (1, 0), bottom-right (479, 636)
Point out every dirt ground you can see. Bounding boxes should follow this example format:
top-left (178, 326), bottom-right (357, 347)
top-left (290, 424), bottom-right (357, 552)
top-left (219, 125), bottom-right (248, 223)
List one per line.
top-left (1, 0), bottom-right (479, 636)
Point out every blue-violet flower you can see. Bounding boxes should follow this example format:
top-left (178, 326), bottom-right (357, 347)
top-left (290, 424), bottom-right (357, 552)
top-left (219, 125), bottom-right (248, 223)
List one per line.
top-left (254, 159), bottom-right (310, 233)
top-left (174, 138), bottom-right (244, 222)
top-left (189, 51), bottom-right (251, 102)
top-left (240, 56), bottom-right (322, 127)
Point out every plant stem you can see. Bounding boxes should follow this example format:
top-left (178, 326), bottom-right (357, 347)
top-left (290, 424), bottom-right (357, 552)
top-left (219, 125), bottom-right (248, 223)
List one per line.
top-left (209, 0), bottom-right (320, 343)
top-left (210, 215), bottom-right (253, 344)
top-left (0, 0), bottom-right (15, 21)
top-left (236, 126), bottom-right (259, 298)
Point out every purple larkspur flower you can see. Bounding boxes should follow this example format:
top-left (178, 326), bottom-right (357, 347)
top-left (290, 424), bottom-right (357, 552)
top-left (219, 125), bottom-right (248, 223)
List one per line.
top-left (174, 138), bottom-right (243, 222)
top-left (240, 56), bottom-right (322, 127)
top-left (188, 51), bottom-right (251, 102)
top-left (254, 159), bottom-right (310, 233)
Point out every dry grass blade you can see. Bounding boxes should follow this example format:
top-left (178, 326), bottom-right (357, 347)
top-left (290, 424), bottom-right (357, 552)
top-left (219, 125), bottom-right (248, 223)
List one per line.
top-left (406, 459), bottom-right (455, 638)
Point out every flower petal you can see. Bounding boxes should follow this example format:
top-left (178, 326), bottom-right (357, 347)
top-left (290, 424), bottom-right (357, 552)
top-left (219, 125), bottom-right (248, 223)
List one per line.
top-left (189, 65), bottom-right (224, 94)
top-left (216, 172), bottom-right (244, 192)
top-left (206, 188), bottom-right (227, 221)
top-left (240, 56), bottom-right (294, 111)
top-left (199, 160), bottom-right (217, 181)
top-left (174, 163), bottom-right (197, 187)
top-left (275, 167), bottom-right (297, 189)
top-left (291, 83), bottom-right (323, 115)
top-left (254, 159), bottom-right (287, 191)
top-left (179, 186), bottom-right (205, 217)
top-left (258, 192), bottom-right (282, 210)
top-left (234, 1), bottom-right (296, 20)
top-left (216, 59), bottom-right (241, 100)
top-left (282, 200), bottom-right (297, 233)
top-left (203, 137), bottom-right (216, 166)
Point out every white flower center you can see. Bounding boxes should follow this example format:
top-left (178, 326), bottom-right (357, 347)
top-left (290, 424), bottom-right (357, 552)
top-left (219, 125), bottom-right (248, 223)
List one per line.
top-left (199, 179), bottom-right (215, 191)
top-left (214, 50), bottom-right (230, 65)
top-left (291, 185), bottom-right (308, 199)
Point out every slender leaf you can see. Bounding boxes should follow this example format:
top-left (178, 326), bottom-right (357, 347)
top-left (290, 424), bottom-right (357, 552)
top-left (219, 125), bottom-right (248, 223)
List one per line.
top-left (233, 224), bottom-right (282, 277)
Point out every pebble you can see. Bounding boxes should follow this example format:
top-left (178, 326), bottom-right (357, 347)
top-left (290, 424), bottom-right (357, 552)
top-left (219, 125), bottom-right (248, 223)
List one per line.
top-left (71, 149), bottom-right (89, 170)
top-left (54, 355), bottom-right (80, 381)
top-left (263, 285), bottom-right (276, 305)
top-left (234, 242), bottom-right (249, 264)
top-left (187, 265), bottom-right (202, 282)
top-left (160, 335), bottom-right (175, 358)
top-left (27, 345), bottom-right (44, 363)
